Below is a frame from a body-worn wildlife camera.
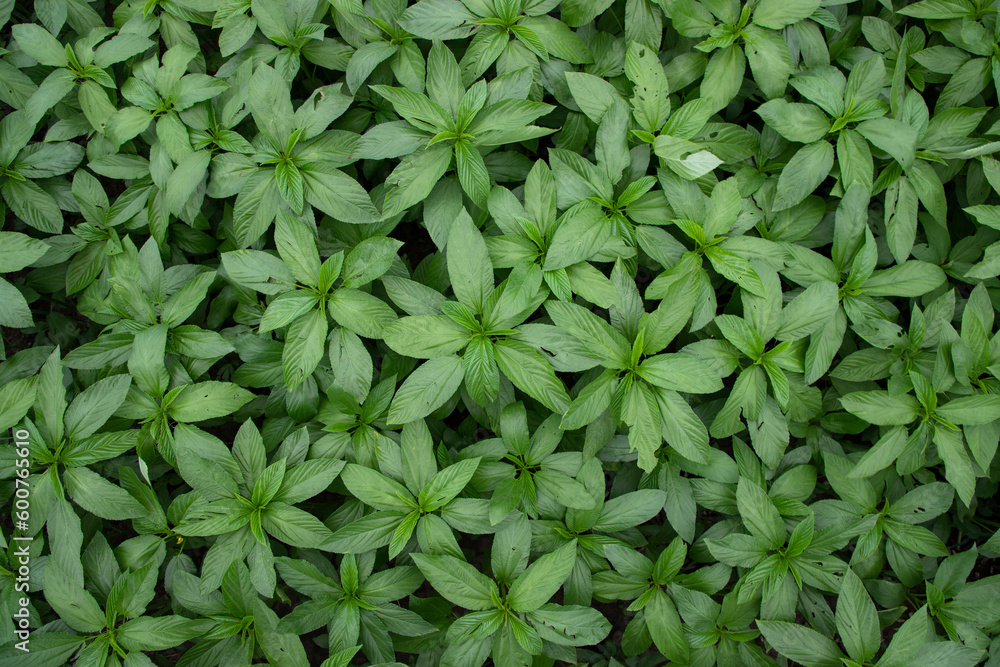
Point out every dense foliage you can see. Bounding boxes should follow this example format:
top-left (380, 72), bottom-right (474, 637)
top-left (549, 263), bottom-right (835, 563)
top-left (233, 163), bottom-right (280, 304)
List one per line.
top-left (2, 0), bottom-right (1000, 664)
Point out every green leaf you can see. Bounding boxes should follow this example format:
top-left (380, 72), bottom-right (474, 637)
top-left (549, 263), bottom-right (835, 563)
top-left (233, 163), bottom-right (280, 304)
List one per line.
top-left (0, 633), bottom-right (83, 665)
top-left (282, 309), bottom-right (328, 389)
top-left (42, 560), bottom-right (106, 633)
top-left (705, 248), bottom-right (766, 297)
top-left (743, 24), bottom-right (794, 99)
top-left (885, 176), bottom-right (919, 263)
top-left (12, 23), bottom-right (69, 67)
top-left (839, 391), bottom-right (920, 425)
top-left (655, 387), bottom-right (711, 463)
top-left (324, 512), bottom-right (403, 553)
top-left (2, 178), bottom-right (63, 233)
top-left (593, 489), bottom-right (667, 532)
top-left (383, 315), bottom-right (472, 359)
top-left (420, 457), bottom-right (480, 511)
top-left (861, 261), bottom-right (946, 297)
top-left (753, 0), bottom-right (822, 29)
top-left (507, 540), bottom-right (577, 612)
top-left (528, 604), bottom-right (611, 646)
top-left (400, 0), bottom-right (476, 40)
top-left (328, 288), bottom-right (397, 339)
top-left (249, 64), bottom-right (293, 144)
top-left (275, 458), bottom-right (345, 505)
top-left (160, 271), bottom-right (215, 327)
top-left (857, 118), bottom-right (918, 170)
top-left (64, 466), bottom-right (146, 520)
top-left (933, 426), bottom-right (976, 507)
top-left (494, 339), bottom-right (571, 414)
top-left (165, 151), bottom-right (211, 215)
top-left (887, 482), bottom-right (954, 525)
top-left (0, 277), bottom-right (33, 328)
top-left (388, 356), bottom-right (465, 424)
top-left (756, 100), bottom-right (831, 143)
top-left (836, 568), bottom-right (880, 663)
top-left (775, 281), bottom-right (840, 341)
top-left (964, 204), bottom-right (1000, 230)
top-left (0, 377), bottom-right (37, 432)
top-left (341, 463), bottom-right (415, 512)
top-left (757, 620), bottom-right (845, 667)
top-left (876, 607), bottom-right (931, 667)
top-left (545, 300), bottom-right (629, 368)
top-left (64, 374), bottom-right (131, 440)
top-left (118, 616), bottom-right (213, 651)
top-left (447, 209), bottom-right (493, 312)
top-left (534, 469), bottom-right (596, 510)
top-left (646, 589), bottom-right (688, 662)
top-left (638, 354), bottom-right (722, 393)
top-left (454, 141), bottom-right (490, 209)
top-left (250, 459), bottom-right (285, 507)
top-left (715, 315), bottom-right (766, 359)
top-left (736, 478), bottom-right (785, 549)
top-left (410, 553), bottom-right (500, 610)
top-left (936, 395), bottom-right (1000, 425)
top-left (341, 237), bottom-right (404, 288)
top-left (564, 72), bottom-right (622, 124)
top-left (0, 231), bottom-right (48, 272)
top-left (328, 327), bottom-right (374, 403)
top-left (849, 425), bottom-right (910, 478)
top-left (260, 292), bottom-right (319, 333)
top-left (129, 325), bottom-right (169, 397)
top-left (773, 140), bottom-right (834, 211)
top-left (623, 378), bottom-right (663, 472)
top-left (262, 502), bottom-right (336, 549)
top-left (701, 45), bottom-right (745, 111)
top-left (561, 368), bottom-right (619, 430)
top-left (544, 202), bottom-right (612, 271)
top-left (274, 210), bottom-right (320, 287)
top-left (169, 382), bottom-right (255, 423)
top-left (625, 41), bottom-right (670, 132)
top-left (896, 642), bottom-right (983, 667)
top-left (173, 424), bottom-right (241, 498)
top-left (463, 334), bottom-right (500, 405)
top-left (347, 41), bottom-right (399, 94)
top-left (382, 145), bottom-right (454, 216)
top-left (302, 163), bottom-right (380, 224)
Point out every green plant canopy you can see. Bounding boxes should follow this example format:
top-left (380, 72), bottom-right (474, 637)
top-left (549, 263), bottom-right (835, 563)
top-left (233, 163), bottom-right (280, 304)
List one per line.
top-left (2, 0), bottom-right (1000, 665)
